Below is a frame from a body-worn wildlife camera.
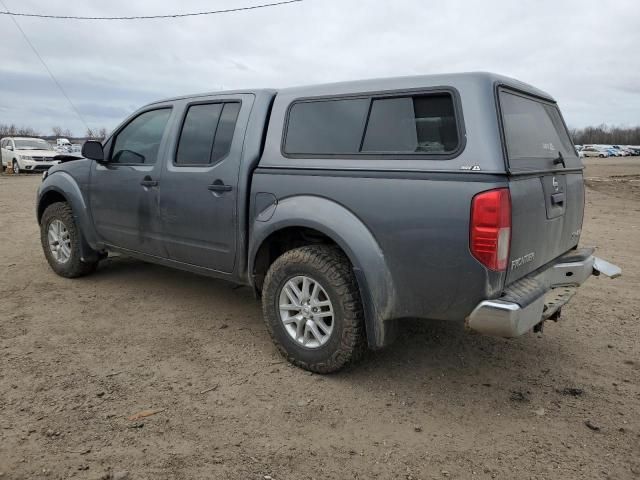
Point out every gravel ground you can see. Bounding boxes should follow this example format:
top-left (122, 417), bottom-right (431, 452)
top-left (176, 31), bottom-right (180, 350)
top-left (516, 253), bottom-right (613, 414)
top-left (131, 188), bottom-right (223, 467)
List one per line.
top-left (1, 159), bottom-right (639, 479)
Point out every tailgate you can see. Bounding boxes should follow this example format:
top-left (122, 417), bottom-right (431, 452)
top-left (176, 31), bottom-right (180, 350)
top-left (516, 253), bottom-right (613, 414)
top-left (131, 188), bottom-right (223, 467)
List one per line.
top-left (498, 88), bottom-right (585, 284)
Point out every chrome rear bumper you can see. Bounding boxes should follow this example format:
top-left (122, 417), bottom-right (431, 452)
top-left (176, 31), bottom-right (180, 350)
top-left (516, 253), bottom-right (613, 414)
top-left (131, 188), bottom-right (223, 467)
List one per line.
top-left (467, 250), bottom-right (620, 337)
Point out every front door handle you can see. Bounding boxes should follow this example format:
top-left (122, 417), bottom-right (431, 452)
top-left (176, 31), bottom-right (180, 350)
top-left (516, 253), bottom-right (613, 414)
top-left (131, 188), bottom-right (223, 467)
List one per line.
top-left (140, 176), bottom-right (158, 187)
top-left (208, 181), bottom-right (233, 193)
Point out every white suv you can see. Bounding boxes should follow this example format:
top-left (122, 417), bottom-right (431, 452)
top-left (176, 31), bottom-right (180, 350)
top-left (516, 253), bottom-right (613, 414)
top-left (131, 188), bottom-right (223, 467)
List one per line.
top-left (1, 137), bottom-right (61, 173)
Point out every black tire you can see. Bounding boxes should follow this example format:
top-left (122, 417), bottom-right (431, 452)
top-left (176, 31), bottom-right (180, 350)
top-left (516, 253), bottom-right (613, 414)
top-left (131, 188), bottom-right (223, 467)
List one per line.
top-left (262, 245), bottom-right (365, 373)
top-left (40, 202), bottom-right (99, 278)
top-left (12, 160), bottom-right (19, 174)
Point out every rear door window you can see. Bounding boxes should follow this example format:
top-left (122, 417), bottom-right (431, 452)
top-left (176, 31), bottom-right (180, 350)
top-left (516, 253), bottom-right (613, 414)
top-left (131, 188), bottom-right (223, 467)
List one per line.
top-left (176, 103), bottom-right (223, 165)
top-left (211, 103), bottom-right (241, 164)
top-left (176, 102), bottom-right (241, 166)
top-left (499, 90), bottom-right (580, 171)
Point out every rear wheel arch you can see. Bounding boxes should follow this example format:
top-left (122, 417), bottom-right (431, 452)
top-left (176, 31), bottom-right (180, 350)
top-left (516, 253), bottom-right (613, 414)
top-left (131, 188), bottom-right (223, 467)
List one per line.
top-left (250, 197), bottom-right (385, 291)
top-left (252, 226), bottom-right (347, 293)
top-left (250, 213), bottom-right (395, 349)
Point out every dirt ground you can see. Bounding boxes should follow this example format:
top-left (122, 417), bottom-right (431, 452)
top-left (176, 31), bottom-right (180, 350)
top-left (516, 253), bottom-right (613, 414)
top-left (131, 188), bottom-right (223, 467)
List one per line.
top-left (1, 158), bottom-right (639, 480)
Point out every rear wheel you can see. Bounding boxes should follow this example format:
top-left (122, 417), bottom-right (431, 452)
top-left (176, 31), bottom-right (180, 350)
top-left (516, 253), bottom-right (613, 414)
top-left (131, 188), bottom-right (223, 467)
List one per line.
top-left (262, 245), bottom-right (365, 373)
top-left (40, 202), bottom-right (99, 278)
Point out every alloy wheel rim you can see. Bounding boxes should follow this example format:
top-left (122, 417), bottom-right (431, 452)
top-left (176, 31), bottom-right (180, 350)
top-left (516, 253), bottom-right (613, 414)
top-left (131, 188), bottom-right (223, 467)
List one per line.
top-left (278, 275), bottom-right (334, 349)
top-left (47, 219), bottom-right (71, 264)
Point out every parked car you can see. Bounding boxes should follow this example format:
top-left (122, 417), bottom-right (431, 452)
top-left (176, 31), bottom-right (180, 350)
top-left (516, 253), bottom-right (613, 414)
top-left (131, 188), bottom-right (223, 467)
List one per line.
top-left (611, 145), bottom-right (632, 156)
top-left (627, 146), bottom-right (640, 155)
top-left (607, 147), bottom-right (624, 157)
top-left (36, 72), bottom-right (620, 373)
top-left (58, 139), bottom-right (82, 153)
top-left (1, 137), bottom-right (61, 173)
top-left (581, 146), bottom-right (608, 157)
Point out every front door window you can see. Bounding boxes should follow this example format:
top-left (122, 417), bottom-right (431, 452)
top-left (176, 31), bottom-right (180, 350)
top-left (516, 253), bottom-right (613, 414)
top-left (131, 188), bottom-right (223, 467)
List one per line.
top-left (111, 109), bottom-right (172, 165)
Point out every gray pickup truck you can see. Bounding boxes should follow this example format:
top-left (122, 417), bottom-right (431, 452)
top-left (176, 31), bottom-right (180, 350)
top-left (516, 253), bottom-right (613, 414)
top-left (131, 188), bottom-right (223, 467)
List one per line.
top-left (36, 72), bottom-right (620, 373)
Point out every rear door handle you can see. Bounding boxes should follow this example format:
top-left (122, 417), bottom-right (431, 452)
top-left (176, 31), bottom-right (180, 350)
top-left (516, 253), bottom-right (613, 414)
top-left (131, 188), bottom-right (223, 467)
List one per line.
top-left (140, 176), bottom-right (158, 187)
top-left (208, 182), bottom-right (233, 192)
top-left (551, 192), bottom-right (565, 205)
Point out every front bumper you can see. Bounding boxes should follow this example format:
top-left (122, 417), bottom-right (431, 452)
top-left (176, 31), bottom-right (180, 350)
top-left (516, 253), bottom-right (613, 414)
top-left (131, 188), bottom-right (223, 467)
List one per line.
top-left (22, 161), bottom-right (60, 171)
top-left (466, 248), bottom-right (621, 337)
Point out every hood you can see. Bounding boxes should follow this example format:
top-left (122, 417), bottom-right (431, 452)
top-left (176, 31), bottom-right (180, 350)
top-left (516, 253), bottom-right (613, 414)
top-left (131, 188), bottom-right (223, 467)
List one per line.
top-left (18, 149), bottom-right (58, 158)
top-left (54, 154), bottom-right (84, 163)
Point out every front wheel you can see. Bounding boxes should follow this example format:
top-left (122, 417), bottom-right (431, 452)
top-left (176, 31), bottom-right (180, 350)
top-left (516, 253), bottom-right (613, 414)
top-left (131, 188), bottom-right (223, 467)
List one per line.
top-left (262, 245), bottom-right (365, 373)
top-left (12, 160), bottom-right (19, 174)
top-left (40, 202), bottom-right (99, 278)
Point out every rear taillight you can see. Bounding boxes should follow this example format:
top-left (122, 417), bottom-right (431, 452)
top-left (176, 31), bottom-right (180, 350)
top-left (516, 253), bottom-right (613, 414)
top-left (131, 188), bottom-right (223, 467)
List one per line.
top-left (470, 188), bottom-right (511, 271)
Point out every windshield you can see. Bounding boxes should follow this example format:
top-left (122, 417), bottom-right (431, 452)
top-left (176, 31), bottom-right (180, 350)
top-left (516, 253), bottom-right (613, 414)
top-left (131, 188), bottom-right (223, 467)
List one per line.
top-left (499, 90), bottom-right (581, 171)
top-left (15, 139), bottom-right (52, 150)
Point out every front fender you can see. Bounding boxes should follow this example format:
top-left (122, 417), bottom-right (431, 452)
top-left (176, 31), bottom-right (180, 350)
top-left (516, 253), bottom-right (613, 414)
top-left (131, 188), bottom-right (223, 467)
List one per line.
top-left (38, 171), bottom-right (99, 261)
top-left (250, 195), bottom-right (396, 348)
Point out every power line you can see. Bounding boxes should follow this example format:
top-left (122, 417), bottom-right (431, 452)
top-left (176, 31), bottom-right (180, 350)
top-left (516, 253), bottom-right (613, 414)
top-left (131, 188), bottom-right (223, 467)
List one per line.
top-left (0, 0), bottom-right (303, 21)
top-left (0, 0), bottom-right (90, 131)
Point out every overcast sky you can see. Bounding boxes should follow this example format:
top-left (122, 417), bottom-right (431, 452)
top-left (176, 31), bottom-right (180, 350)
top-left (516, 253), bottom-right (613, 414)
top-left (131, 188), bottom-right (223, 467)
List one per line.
top-left (0, 0), bottom-right (638, 135)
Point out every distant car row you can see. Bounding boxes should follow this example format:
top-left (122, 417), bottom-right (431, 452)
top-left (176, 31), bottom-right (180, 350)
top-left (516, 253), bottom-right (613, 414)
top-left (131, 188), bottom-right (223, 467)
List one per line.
top-left (575, 144), bottom-right (640, 158)
top-left (1, 136), bottom-right (82, 173)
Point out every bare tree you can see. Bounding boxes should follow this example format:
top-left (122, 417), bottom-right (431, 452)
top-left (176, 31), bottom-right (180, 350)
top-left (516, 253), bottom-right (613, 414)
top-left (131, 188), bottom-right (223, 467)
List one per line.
top-left (0, 124), bottom-right (39, 137)
top-left (85, 127), bottom-right (109, 140)
top-left (570, 124), bottom-right (640, 145)
top-left (16, 126), bottom-right (39, 137)
top-left (51, 126), bottom-right (64, 137)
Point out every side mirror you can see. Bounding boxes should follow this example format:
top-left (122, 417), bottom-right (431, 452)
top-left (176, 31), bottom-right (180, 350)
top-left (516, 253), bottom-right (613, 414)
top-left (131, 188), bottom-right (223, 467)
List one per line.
top-left (81, 140), bottom-right (105, 162)
top-left (6, 145), bottom-right (13, 151)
